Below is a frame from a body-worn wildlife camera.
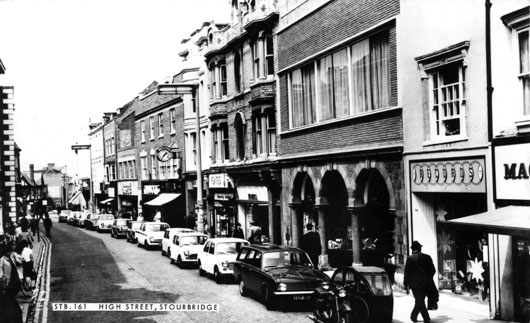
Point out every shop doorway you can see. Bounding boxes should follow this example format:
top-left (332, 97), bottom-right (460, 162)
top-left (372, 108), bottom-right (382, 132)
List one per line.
top-left (292, 172), bottom-right (316, 241)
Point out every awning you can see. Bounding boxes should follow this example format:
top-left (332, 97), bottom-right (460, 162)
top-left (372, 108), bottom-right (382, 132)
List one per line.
top-left (100, 198), bottom-right (114, 204)
top-left (68, 191), bottom-right (86, 205)
top-left (447, 206), bottom-right (530, 237)
top-left (145, 193), bottom-right (181, 206)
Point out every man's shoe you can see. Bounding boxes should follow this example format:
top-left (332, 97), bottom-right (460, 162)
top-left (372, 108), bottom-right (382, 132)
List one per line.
top-left (410, 316), bottom-right (418, 322)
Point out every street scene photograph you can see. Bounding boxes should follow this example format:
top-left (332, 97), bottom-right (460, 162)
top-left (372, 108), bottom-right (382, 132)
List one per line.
top-left (0, 0), bottom-right (529, 322)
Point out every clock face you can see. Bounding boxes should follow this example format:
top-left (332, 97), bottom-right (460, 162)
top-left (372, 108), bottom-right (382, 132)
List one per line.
top-left (156, 147), bottom-right (171, 162)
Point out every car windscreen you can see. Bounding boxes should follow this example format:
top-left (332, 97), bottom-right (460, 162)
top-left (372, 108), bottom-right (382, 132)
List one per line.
top-left (180, 236), bottom-right (207, 245)
top-left (216, 242), bottom-right (248, 254)
top-left (262, 251), bottom-right (312, 268)
top-left (145, 224), bottom-right (169, 232)
top-left (361, 272), bottom-right (392, 296)
top-left (100, 215), bottom-right (113, 220)
top-left (116, 219), bottom-right (129, 225)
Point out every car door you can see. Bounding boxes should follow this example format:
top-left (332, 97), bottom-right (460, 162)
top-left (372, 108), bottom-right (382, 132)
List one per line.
top-left (245, 250), bottom-right (262, 293)
top-left (200, 242), bottom-right (210, 272)
top-left (205, 242), bottom-right (215, 273)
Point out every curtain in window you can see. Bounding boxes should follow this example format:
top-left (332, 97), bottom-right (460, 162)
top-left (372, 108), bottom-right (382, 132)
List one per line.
top-left (370, 33), bottom-right (390, 110)
top-left (319, 55), bottom-right (334, 121)
top-left (291, 69), bottom-right (304, 127)
top-left (520, 31), bottom-right (530, 115)
top-left (351, 39), bottom-right (371, 114)
top-left (302, 65), bottom-right (316, 125)
top-left (333, 49), bottom-right (350, 118)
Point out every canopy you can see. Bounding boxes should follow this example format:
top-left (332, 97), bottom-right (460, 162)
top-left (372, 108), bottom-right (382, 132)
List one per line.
top-left (145, 193), bottom-right (181, 206)
top-left (100, 198), bottom-right (114, 204)
top-left (447, 205), bottom-right (530, 237)
top-left (68, 191), bottom-right (86, 205)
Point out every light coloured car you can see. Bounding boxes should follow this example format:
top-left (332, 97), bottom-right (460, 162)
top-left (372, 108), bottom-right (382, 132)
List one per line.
top-left (198, 238), bottom-right (249, 283)
top-left (84, 213), bottom-right (100, 231)
top-left (136, 222), bottom-right (170, 249)
top-left (96, 214), bottom-right (115, 233)
top-left (169, 232), bottom-right (208, 268)
top-left (58, 210), bottom-right (71, 223)
top-left (161, 228), bottom-right (195, 256)
top-left (67, 211), bottom-right (78, 225)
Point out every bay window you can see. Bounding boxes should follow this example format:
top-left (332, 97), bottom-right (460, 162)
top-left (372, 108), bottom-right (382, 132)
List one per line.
top-left (520, 29), bottom-right (530, 115)
top-left (220, 61), bottom-right (227, 97)
top-left (252, 109), bottom-right (276, 156)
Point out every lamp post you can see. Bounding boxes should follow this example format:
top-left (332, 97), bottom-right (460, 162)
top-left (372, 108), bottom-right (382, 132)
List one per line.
top-left (71, 144), bottom-right (93, 212)
top-left (158, 83), bottom-right (204, 233)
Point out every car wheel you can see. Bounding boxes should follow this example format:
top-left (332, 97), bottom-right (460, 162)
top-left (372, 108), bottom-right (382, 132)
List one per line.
top-left (170, 254), bottom-right (175, 265)
top-left (167, 248), bottom-right (170, 257)
top-left (214, 266), bottom-right (222, 284)
top-left (144, 241), bottom-right (148, 250)
top-left (238, 278), bottom-right (247, 297)
top-left (161, 248), bottom-right (166, 256)
top-left (264, 286), bottom-right (277, 311)
top-left (137, 240), bottom-right (142, 248)
top-left (176, 256), bottom-right (182, 268)
top-left (198, 262), bottom-right (205, 276)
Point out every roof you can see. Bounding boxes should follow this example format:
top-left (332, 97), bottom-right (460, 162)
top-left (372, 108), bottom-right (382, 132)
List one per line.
top-left (206, 237), bottom-right (248, 243)
top-left (244, 244), bottom-right (303, 252)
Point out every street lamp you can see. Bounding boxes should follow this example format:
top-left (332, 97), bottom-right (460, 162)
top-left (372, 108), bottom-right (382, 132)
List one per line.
top-left (157, 83), bottom-right (204, 233)
top-left (71, 144), bottom-right (94, 213)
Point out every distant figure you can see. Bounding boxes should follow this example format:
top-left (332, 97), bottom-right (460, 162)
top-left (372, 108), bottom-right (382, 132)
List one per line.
top-left (300, 223), bottom-right (321, 268)
top-left (232, 223), bottom-right (244, 239)
top-left (154, 211), bottom-right (162, 222)
top-left (29, 215), bottom-right (38, 237)
top-left (43, 214), bottom-right (52, 237)
top-left (248, 221), bottom-right (262, 244)
top-left (404, 240), bottom-right (436, 323)
top-left (137, 213), bottom-right (144, 222)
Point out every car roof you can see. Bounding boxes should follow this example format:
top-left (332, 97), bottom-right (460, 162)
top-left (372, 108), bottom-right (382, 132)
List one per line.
top-left (145, 222), bottom-right (169, 226)
top-left (343, 265), bottom-right (387, 274)
top-left (166, 227), bottom-right (194, 232)
top-left (243, 244), bottom-right (305, 253)
top-left (177, 232), bottom-right (207, 237)
top-left (207, 238), bottom-right (249, 243)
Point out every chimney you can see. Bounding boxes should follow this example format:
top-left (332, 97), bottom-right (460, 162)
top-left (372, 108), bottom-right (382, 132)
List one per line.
top-left (29, 164), bottom-right (35, 183)
top-left (48, 163), bottom-right (55, 170)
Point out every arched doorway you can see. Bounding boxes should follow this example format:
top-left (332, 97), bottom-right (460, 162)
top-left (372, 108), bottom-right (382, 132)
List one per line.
top-left (292, 172), bottom-right (316, 244)
top-left (321, 170), bottom-right (350, 267)
top-left (356, 169), bottom-right (394, 268)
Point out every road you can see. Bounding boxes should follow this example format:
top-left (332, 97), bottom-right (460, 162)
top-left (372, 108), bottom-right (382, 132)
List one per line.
top-left (46, 221), bottom-right (313, 323)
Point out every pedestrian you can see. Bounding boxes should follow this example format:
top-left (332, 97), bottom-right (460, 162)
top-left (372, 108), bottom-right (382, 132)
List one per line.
top-left (43, 214), bottom-right (52, 237)
top-left (232, 223), bottom-right (244, 239)
top-left (404, 240), bottom-right (436, 323)
top-left (16, 227), bottom-right (33, 250)
top-left (248, 221), bottom-right (262, 244)
top-left (137, 213), bottom-right (144, 222)
top-left (299, 223), bottom-right (321, 268)
top-left (0, 242), bottom-right (23, 323)
top-left (29, 215), bottom-right (38, 237)
top-left (18, 240), bottom-right (35, 291)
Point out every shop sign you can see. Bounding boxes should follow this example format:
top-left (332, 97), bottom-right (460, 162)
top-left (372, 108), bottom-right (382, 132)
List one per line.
top-left (494, 143), bottom-right (530, 201)
top-left (143, 184), bottom-right (160, 195)
top-left (108, 187), bottom-right (115, 197)
top-left (236, 186), bottom-right (269, 202)
top-left (410, 158), bottom-right (486, 193)
top-left (214, 193), bottom-right (233, 201)
top-left (118, 181), bottom-right (138, 196)
top-left (209, 174), bottom-right (230, 188)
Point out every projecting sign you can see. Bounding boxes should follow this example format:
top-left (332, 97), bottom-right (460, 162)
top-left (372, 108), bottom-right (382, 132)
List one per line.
top-left (209, 173), bottom-right (230, 188)
top-left (494, 143), bottom-right (530, 201)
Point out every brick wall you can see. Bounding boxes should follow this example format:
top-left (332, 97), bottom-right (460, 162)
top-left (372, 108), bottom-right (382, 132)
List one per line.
top-left (1, 87), bottom-right (16, 224)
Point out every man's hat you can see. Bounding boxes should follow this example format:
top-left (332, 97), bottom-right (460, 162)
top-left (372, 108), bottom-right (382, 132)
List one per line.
top-left (411, 240), bottom-right (422, 250)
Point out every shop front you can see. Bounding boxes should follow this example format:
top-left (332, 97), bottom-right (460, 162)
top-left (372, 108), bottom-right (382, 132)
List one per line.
top-left (141, 180), bottom-right (185, 227)
top-left (236, 184), bottom-right (270, 243)
top-left (409, 156), bottom-right (490, 313)
top-left (208, 173), bottom-right (236, 237)
top-left (117, 181), bottom-right (139, 219)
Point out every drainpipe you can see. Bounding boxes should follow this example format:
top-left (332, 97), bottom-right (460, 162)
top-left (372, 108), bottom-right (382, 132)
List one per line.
top-left (486, 0), bottom-right (493, 142)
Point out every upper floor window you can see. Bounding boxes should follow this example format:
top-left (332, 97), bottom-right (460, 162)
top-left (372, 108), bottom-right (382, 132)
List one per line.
top-left (141, 156), bottom-right (147, 179)
top-left (170, 108), bottom-right (176, 133)
top-left (191, 132), bottom-right (197, 166)
top-left (220, 61), bottom-right (228, 97)
top-left (211, 123), bottom-right (230, 163)
top-left (140, 120), bottom-right (146, 142)
top-left (253, 41), bottom-right (261, 79)
top-left (234, 51), bottom-right (243, 93)
top-left (252, 109), bottom-right (276, 156)
top-left (235, 114), bottom-right (245, 160)
top-left (151, 155), bottom-right (157, 179)
top-left (519, 29), bottom-right (529, 115)
top-left (265, 35), bottom-right (274, 76)
top-left (252, 34), bottom-right (275, 80)
top-left (209, 67), bottom-right (216, 100)
top-left (288, 30), bottom-right (391, 129)
top-left (149, 116), bottom-right (155, 140)
top-left (158, 113), bottom-right (164, 137)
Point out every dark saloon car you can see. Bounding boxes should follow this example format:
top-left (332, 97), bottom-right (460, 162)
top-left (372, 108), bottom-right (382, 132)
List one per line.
top-left (232, 244), bottom-right (329, 311)
top-left (327, 266), bottom-right (393, 323)
top-left (111, 218), bottom-right (131, 239)
top-left (126, 221), bottom-right (144, 243)
top-left (84, 213), bottom-right (100, 231)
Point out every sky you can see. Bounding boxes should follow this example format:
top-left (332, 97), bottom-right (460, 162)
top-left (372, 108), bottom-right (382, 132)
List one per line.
top-left (0, 0), bottom-right (230, 178)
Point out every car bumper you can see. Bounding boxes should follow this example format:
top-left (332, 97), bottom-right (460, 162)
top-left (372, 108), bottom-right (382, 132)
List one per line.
top-left (181, 254), bottom-right (198, 263)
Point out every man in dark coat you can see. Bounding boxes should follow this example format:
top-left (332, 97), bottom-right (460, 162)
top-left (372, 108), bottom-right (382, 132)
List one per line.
top-left (299, 223), bottom-right (321, 269)
top-left (43, 214), bottom-right (52, 237)
top-left (232, 223), bottom-right (244, 239)
top-left (404, 241), bottom-right (435, 322)
top-left (248, 222), bottom-right (262, 244)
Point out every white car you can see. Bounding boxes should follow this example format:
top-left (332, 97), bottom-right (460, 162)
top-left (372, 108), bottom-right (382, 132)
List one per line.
top-left (96, 214), bottom-right (115, 232)
top-left (169, 232), bottom-right (208, 268)
top-left (198, 238), bottom-right (249, 283)
top-left (136, 222), bottom-right (170, 249)
top-left (161, 227), bottom-right (195, 256)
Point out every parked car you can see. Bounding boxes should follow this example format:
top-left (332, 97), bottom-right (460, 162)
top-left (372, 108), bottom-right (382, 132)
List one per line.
top-left (84, 213), bottom-right (100, 231)
top-left (96, 214), bottom-right (115, 233)
top-left (169, 232), bottom-right (208, 268)
top-left (58, 210), bottom-right (70, 223)
top-left (67, 212), bottom-right (78, 225)
top-left (161, 228), bottom-right (195, 256)
top-left (136, 222), bottom-right (169, 249)
top-left (198, 237), bottom-right (249, 283)
top-left (110, 218), bottom-right (131, 239)
top-left (126, 221), bottom-right (144, 243)
top-left (325, 266), bottom-right (394, 323)
top-left (232, 244), bottom-right (329, 311)
top-left (73, 212), bottom-right (88, 227)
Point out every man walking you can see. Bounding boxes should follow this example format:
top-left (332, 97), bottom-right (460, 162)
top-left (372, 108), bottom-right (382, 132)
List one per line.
top-left (404, 240), bottom-right (435, 323)
top-left (300, 223), bottom-right (321, 269)
top-left (43, 213), bottom-right (52, 237)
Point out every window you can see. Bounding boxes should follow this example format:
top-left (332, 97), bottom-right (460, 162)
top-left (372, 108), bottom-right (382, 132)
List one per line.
top-left (235, 114), bottom-right (245, 160)
top-left (159, 161), bottom-right (166, 180)
top-left (151, 155), bottom-right (157, 179)
top-left (234, 51), bottom-right (242, 93)
top-left (191, 132), bottom-right (197, 165)
top-left (220, 61), bottom-right (227, 97)
top-left (318, 48), bottom-right (350, 120)
top-left (222, 124), bottom-right (229, 160)
top-left (170, 108), bottom-right (176, 133)
top-left (141, 156), bottom-right (147, 179)
top-left (253, 41), bottom-right (261, 79)
top-left (212, 128), bottom-right (219, 162)
top-left (158, 113), bottom-right (164, 137)
top-left (253, 114), bottom-right (262, 155)
top-left (429, 63), bottom-right (466, 139)
top-left (209, 67), bottom-right (216, 100)
top-left (252, 109), bottom-right (275, 156)
top-left (290, 64), bottom-right (316, 127)
top-left (267, 112), bottom-right (276, 154)
top-left (265, 35), bottom-right (274, 76)
top-left (519, 29), bottom-right (530, 115)
top-left (149, 116), bottom-right (155, 140)
top-left (140, 120), bottom-right (146, 142)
